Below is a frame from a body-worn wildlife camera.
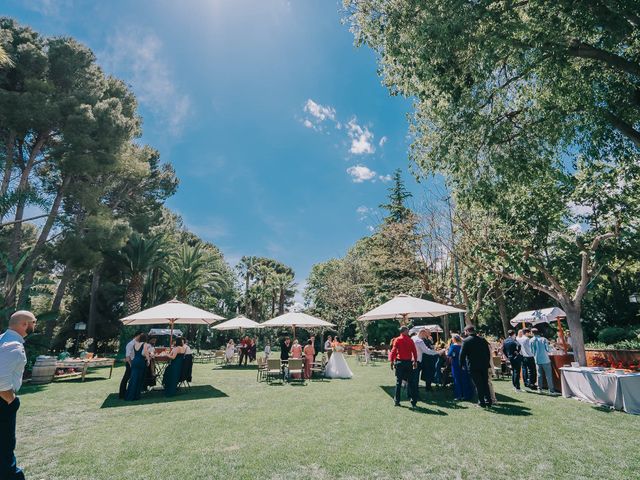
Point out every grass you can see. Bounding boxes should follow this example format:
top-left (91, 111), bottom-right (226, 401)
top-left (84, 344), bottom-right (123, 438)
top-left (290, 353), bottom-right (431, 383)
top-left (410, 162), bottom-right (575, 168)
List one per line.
top-left (17, 358), bottom-right (640, 480)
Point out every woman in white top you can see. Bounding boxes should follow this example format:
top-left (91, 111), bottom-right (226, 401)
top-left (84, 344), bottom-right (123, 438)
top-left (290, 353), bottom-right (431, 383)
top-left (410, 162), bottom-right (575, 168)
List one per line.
top-left (225, 339), bottom-right (235, 364)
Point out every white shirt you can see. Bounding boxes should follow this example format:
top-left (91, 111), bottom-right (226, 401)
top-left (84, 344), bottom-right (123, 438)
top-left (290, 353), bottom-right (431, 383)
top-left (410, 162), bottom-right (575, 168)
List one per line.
top-left (324, 340), bottom-right (332, 350)
top-left (0, 329), bottom-right (27, 392)
top-left (412, 336), bottom-right (439, 363)
top-left (517, 335), bottom-right (533, 357)
top-left (125, 339), bottom-right (136, 361)
top-left (184, 345), bottom-right (192, 355)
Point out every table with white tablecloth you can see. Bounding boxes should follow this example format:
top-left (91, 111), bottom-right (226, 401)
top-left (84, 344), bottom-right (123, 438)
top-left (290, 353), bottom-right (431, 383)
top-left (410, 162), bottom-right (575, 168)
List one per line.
top-left (560, 367), bottom-right (640, 415)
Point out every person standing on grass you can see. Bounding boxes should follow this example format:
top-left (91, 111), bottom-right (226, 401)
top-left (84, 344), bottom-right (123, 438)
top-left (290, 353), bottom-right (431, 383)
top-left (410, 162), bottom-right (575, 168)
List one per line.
top-left (517, 328), bottom-right (537, 389)
top-left (119, 330), bottom-right (143, 399)
top-left (413, 329), bottom-right (440, 398)
top-left (324, 335), bottom-right (333, 360)
top-left (0, 310), bottom-right (37, 480)
top-left (529, 329), bottom-right (558, 395)
top-left (459, 326), bottom-right (492, 407)
top-left (503, 330), bottom-right (523, 392)
top-left (390, 326), bottom-right (419, 408)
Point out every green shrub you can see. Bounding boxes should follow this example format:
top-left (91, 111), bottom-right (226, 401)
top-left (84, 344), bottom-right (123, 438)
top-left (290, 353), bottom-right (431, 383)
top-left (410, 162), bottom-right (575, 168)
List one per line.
top-left (597, 327), bottom-right (632, 345)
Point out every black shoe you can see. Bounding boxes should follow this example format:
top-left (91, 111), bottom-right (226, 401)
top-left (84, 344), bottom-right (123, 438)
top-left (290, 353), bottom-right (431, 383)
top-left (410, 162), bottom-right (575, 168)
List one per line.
top-left (394, 402), bottom-right (400, 407)
top-left (410, 402), bottom-right (417, 409)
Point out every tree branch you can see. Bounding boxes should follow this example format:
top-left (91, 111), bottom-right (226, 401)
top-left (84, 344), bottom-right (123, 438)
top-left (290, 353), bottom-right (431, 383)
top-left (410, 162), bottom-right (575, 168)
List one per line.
top-left (567, 39), bottom-right (640, 77)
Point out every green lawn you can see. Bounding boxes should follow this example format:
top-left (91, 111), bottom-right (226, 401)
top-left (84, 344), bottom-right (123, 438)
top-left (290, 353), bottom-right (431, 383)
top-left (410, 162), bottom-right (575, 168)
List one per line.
top-left (17, 358), bottom-right (640, 480)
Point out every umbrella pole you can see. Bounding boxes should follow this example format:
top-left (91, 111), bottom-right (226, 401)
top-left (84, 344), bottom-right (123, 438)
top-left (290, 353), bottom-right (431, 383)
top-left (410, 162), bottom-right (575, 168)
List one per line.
top-left (169, 319), bottom-right (174, 349)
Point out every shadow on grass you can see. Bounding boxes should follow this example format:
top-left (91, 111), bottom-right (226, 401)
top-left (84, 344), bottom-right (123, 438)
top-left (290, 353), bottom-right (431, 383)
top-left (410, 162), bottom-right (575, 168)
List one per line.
top-left (592, 405), bottom-right (616, 414)
top-left (380, 386), bottom-right (452, 414)
top-left (495, 392), bottom-right (524, 404)
top-left (54, 376), bottom-right (111, 384)
top-left (486, 403), bottom-right (532, 416)
top-left (19, 383), bottom-right (50, 395)
top-left (100, 385), bottom-right (228, 408)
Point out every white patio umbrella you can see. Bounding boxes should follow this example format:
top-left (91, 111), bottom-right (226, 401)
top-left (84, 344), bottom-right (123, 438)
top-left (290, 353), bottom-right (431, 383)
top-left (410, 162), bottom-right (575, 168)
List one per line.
top-left (358, 294), bottom-right (465, 325)
top-left (120, 299), bottom-right (225, 344)
top-left (261, 312), bottom-right (334, 339)
top-left (212, 315), bottom-right (262, 331)
top-left (510, 307), bottom-right (566, 327)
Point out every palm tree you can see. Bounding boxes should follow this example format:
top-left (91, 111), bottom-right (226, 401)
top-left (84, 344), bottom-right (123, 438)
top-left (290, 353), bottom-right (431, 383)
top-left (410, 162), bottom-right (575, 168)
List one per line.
top-left (167, 243), bottom-right (227, 302)
top-left (120, 234), bottom-right (166, 315)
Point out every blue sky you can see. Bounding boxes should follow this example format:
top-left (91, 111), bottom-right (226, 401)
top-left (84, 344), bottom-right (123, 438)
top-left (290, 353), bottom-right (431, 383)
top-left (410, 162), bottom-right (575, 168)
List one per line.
top-left (4, 0), bottom-right (430, 297)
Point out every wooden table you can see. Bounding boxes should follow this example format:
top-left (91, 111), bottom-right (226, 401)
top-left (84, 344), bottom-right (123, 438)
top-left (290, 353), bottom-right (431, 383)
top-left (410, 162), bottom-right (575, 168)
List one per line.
top-left (55, 358), bottom-right (115, 382)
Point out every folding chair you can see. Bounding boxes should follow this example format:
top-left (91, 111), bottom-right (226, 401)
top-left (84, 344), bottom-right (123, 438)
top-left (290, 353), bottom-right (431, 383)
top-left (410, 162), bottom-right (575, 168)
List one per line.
top-left (287, 359), bottom-right (305, 383)
top-left (266, 359), bottom-right (283, 383)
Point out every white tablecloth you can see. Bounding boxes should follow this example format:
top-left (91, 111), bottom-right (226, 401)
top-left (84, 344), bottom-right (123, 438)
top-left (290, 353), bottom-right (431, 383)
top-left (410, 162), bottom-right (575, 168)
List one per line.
top-left (560, 367), bottom-right (640, 415)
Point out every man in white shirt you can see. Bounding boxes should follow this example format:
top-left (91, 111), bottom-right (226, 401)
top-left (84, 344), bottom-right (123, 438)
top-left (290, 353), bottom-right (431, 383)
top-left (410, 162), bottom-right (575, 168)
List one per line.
top-left (516, 328), bottom-right (537, 389)
top-left (0, 310), bottom-right (37, 480)
top-left (412, 330), bottom-right (440, 399)
top-left (324, 336), bottom-right (333, 360)
top-left (119, 331), bottom-right (143, 399)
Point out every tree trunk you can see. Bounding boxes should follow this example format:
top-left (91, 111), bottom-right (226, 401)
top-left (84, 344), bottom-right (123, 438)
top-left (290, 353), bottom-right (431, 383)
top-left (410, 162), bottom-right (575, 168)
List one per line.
top-left (494, 286), bottom-right (511, 337)
top-left (124, 272), bottom-right (144, 315)
top-left (42, 266), bottom-right (74, 342)
top-left (17, 176), bottom-right (70, 306)
top-left (278, 288), bottom-right (285, 315)
top-left (87, 265), bottom-right (101, 353)
top-left (442, 315), bottom-right (450, 340)
top-left (561, 302), bottom-right (586, 366)
top-left (0, 131), bottom-right (16, 200)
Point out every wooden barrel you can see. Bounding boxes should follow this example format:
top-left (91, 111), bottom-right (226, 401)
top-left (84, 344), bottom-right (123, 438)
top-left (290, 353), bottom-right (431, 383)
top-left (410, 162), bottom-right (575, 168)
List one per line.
top-left (31, 357), bottom-right (58, 384)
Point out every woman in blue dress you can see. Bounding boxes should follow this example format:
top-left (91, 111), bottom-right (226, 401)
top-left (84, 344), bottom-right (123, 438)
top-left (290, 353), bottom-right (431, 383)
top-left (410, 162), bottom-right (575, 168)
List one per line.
top-left (447, 334), bottom-right (474, 401)
top-left (125, 333), bottom-right (150, 401)
top-left (163, 337), bottom-right (186, 397)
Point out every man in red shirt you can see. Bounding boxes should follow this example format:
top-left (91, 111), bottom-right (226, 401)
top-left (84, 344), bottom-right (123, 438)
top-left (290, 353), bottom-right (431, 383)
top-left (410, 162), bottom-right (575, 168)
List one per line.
top-left (390, 326), bottom-right (419, 408)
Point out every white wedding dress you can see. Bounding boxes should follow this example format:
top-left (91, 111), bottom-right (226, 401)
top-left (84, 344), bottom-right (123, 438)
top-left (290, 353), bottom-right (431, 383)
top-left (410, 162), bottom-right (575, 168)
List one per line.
top-left (324, 346), bottom-right (353, 379)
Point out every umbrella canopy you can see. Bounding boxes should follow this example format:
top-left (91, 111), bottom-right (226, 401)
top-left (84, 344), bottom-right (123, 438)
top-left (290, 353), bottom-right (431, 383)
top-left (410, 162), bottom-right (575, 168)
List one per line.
top-left (358, 294), bottom-right (465, 322)
top-left (409, 324), bottom-right (444, 335)
top-left (120, 299), bottom-right (225, 326)
top-left (212, 315), bottom-right (262, 331)
top-left (148, 328), bottom-right (183, 337)
top-left (261, 312), bottom-right (334, 328)
top-left (510, 307), bottom-right (566, 327)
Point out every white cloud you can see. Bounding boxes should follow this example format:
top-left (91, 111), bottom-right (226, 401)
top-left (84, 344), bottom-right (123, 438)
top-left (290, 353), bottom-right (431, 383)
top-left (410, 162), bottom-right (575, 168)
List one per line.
top-left (347, 118), bottom-right (375, 155)
top-left (347, 165), bottom-right (377, 183)
top-left (101, 28), bottom-right (191, 136)
top-left (356, 205), bottom-right (371, 220)
top-left (379, 136), bottom-right (388, 147)
top-left (378, 174), bottom-right (392, 183)
top-left (301, 99), bottom-right (338, 131)
top-left (304, 99), bottom-right (336, 122)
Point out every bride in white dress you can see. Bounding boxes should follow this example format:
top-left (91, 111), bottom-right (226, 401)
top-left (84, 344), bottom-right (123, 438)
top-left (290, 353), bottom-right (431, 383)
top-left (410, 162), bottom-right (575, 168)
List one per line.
top-left (324, 339), bottom-right (353, 379)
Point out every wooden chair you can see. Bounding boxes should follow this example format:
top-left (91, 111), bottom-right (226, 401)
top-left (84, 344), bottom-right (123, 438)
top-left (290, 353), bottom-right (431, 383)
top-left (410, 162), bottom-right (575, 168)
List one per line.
top-left (310, 358), bottom-right (326, 381)
top-left (256, 355), bottom-right (268, 382)
top-left (491, 356), bottom-right (503, 378)
top-left (214, 350), bottom-right (225, 365)
top-left (266, 359), bottom-right (283, 383)
top-left (287, 359), bottom-right (305, 383)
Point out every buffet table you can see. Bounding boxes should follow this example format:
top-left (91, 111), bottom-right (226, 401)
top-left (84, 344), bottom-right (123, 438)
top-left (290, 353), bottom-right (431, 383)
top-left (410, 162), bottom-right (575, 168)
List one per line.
top-left (560, 367), bottom-right (640, 414)
top-left (55, 358), bottom-right (116, 382)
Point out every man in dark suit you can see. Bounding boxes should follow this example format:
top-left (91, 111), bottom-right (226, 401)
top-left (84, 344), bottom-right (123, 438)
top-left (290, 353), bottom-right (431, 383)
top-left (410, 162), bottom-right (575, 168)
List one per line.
top-left (460, 326), bottom-right (492, 407)
top-left (279, 337), bottom-right (291, 361)
top-left (502, 329), bottom-right (523, 392)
